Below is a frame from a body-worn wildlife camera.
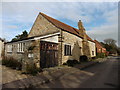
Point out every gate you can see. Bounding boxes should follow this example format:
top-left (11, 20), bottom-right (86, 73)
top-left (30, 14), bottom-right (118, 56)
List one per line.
top-left (40, 41), bottom-right (58, 68)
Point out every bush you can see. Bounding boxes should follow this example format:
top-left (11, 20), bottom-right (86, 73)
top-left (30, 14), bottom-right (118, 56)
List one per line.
top-left (66, 60), bottom-right (79, 67)
top-left (63, 63), bottom-right (67, 65)
top-left (96, 53), bottom-right (105, 58)
top-left (79, 55), bottom-right (88, 62)
top-left (91, 57), bottom-right (96, 60)
top-left (2, 57), bottom-right (22, 70)
top-left (26, 63), bottom-right (42, 76)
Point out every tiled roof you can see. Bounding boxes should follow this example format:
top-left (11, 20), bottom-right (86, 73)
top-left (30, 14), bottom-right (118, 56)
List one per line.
top-left (86, 34), bottom-right (94, 42)
top-left (40, 12), bottom-right (94, 42)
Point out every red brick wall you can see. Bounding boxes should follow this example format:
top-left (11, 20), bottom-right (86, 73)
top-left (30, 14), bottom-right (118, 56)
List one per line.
top-left (94, 40), bottom-right (107, 54)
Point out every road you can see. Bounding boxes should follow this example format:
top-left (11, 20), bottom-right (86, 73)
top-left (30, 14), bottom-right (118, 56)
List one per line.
top-left (37, 56), bottom-right (119, 88)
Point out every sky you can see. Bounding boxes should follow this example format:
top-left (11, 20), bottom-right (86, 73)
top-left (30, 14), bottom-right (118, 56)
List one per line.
top-left (0, 1), bottom-right (118, 45)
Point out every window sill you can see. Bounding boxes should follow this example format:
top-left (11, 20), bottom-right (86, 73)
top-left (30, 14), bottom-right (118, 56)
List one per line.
top-left (64, 55), bottom-right (72, 56)
top-left (7, 52), bottom-right (12, 53)
top-left (17, 52), bottom-right (24, 54)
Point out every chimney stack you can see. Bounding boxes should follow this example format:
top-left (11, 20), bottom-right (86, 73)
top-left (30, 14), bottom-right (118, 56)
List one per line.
top-left (78, 20), bottom-right (87, 41)
top-left (78, 20), bottom-right (85, 30)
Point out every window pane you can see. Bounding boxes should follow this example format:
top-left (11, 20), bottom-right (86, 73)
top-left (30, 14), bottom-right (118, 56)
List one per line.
top-left (22, 43), bottom-right (23, 52)
top-left (66, 45), bottom-right (67, 55)
top-left (68, 45), bottom-right (70, 55)
top-left (70, 46), bottom-right (71, 55)
top-left (64, 45), bottom-right (71, 56)
top-left (64, 45), bottom-right (66, 55)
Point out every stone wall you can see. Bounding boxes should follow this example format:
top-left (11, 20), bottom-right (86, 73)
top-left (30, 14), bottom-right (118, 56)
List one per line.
top-left (27, 13), bottom-right (62, 66)
top-left (5, 42), bottom-right (25, 61)
top-left (58, 31), bottom-right (63, 65)
top-left (32, 39), bottom-right (40, 68)
top-left (4, 39), bottom-right (41, 70)
top-left (61, 31), bottom-right (83, 64)
top-left (28, 14), bottom-right (60, 38)
top-left (82, 40), bottom-right (91, 57)
top-left (59, 30), bottom-right (96, 64)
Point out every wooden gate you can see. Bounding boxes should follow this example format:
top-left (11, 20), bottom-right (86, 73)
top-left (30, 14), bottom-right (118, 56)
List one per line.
top-left (40, 41), bottom-right (58, 68)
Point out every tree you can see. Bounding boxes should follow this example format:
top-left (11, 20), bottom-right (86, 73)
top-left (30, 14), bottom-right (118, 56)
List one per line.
top-left (11, 30), bottom-right (28, 41)
top-left (104, 38), bottom-right (117, 49)
top-left (101, 38), bottom-right (118, 54)
top-left (20, 30), bottom-right (28, 39)
top-left (104, 38), bottom-right (117, 46)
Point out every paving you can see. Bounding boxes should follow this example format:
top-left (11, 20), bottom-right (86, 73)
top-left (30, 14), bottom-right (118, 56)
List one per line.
top-left (1, 57), bottom-right (109, 88)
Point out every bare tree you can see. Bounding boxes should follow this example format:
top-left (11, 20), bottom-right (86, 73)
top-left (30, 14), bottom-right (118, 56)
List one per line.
top-left (103, 38), bottom-right (118, 54)
top-left (104, 38), bottom-right (117, 45)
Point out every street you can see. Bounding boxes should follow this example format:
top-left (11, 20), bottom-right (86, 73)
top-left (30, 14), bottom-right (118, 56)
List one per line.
top-left (37, 56), bottom-right (119, 88)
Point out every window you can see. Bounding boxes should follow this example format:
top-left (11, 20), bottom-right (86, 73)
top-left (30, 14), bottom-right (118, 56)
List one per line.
top-left (17, 43), bottom-right (24, 52)
top-left (7, 44), bottom-right (13, 52)
top-left (64, 45), bottom-right (71, 56)
top-left (28, 53), bottom-right (33, 58)
top-left (92, 51), bottom-right (94, 55)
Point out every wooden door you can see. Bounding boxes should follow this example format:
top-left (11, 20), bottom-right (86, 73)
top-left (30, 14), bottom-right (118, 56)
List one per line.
top-left (40, 41), bottom-right (58, 68)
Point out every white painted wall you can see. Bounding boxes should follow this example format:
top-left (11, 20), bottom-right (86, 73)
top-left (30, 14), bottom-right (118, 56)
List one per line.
top-left (88, 41), bottom-right (96, 57)
top-left (41, 35), bottom-right (58, 43)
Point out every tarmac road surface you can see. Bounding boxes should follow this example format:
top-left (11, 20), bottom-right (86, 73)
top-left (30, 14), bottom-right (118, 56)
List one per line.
top-left (37, 56), bottom-right (119, 88)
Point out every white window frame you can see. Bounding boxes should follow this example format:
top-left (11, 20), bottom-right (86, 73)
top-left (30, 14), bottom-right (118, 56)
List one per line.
top-left (17, 43), bottom-right (19, 52)
top-left (17, 43), bottom-right (24, 52)
top-left (21, 43), bottom-right (24, 52)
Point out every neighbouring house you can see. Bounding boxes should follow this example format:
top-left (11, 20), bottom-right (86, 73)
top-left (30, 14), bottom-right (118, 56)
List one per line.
top-left (4, 12), bottom-right (96, 70)
top-left (0, 38), bottom-right (4, 60)
top-left (94, 40), bottom-right (108, 55)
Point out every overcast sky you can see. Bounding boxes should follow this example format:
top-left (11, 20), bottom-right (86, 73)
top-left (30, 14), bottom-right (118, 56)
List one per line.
top-left (1, 1), bottom-right (118, 45)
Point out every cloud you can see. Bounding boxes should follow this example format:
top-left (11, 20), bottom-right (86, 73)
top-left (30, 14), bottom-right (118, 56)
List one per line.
top-left (1, 2), bottom-right (118, 43)
top-left (87, 24), bottom-right (118, 40)
top-left (2, 2), bottom-right (94, 41)
top-left (87, 21), bottom-right (118, 45)
top-left (1, 0), bottom-right (119, 2)
top-left (2, 2), bottom-right (99, 24)
top-left (86, 3), bottom-right (118, 45)
top-left (6, 25), bottom-right (18, 29)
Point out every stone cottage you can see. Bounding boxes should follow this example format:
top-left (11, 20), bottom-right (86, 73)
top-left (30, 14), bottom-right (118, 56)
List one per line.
top-left (4, 12), bottom-right (96, 69)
